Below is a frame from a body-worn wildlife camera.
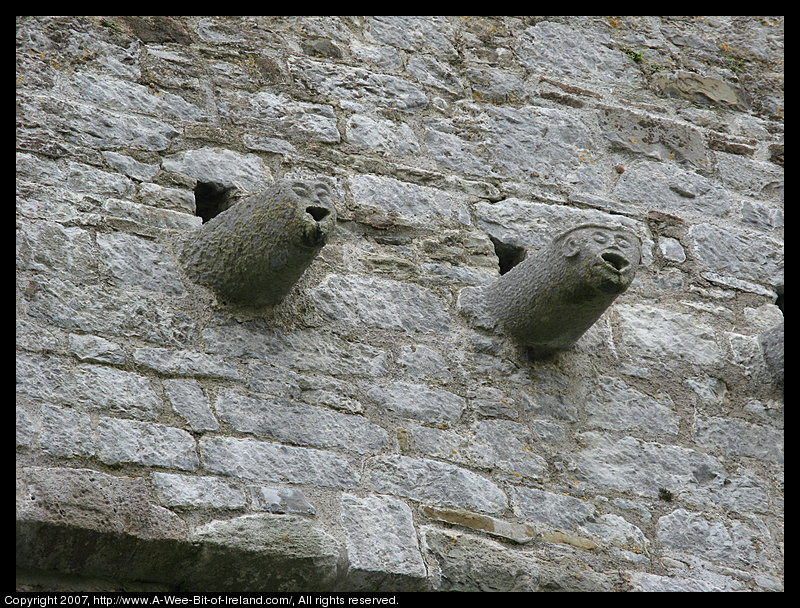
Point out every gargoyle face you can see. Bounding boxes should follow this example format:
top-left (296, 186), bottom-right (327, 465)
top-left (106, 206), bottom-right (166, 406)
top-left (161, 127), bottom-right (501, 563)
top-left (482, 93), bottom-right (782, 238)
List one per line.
top-left (284, 180), bottom-right (337, 247)
top-left (563, 225), bottom-right (641, 294)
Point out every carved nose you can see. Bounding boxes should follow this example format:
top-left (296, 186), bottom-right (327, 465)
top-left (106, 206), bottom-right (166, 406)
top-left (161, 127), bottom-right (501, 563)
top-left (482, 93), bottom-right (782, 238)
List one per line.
top-left (601, 252), bottom-right (629, 271)
top-left (306, 206), bottom-right (331, 222)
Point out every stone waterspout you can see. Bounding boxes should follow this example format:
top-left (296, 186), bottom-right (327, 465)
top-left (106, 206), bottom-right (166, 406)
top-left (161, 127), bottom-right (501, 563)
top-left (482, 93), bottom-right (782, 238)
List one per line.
top-left (462, 223), bottom-right (641, 357)
top-left (180, 178), bottom-right (337, 307)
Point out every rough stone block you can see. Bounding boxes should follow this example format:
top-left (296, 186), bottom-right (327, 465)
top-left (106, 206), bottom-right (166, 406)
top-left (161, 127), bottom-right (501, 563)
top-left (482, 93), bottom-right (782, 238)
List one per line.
top-left (368, 381), bottom-right (465, 425)
top-left (152, 472), bottom-right (246, 509)
top-left (365, 455), bottom-right (507, 514)
top-left (163, 379), bottom-right (219, 432)
top-left (312, 275), bottom-right (451, 333)
top-left (215, 388), bottom-right (388, 454)
top-left (96, 418), bottom-right (199, 471)
top-left (200, 436), bottom-right (360, 488)
top-left (341, 494), bottom-right (428, 590)
top-left (17, 466), bottom-right (186, 540)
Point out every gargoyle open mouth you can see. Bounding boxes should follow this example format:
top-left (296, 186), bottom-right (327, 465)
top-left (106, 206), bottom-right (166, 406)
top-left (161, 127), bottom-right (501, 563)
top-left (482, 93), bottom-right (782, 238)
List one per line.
top-left (600, 251), bottom-right (629, 272)
top-left (306, 206), bottom-right (331, 222)
top-left (302, 206), bottom-right (333, 247)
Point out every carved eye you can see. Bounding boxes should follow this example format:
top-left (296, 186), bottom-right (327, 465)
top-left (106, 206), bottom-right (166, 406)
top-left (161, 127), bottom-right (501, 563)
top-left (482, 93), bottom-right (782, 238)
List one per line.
top-left (615, 236), bottom-right (631, 248)
top-left (315, 185), bottom-right (331, 202)
top-left (292, 183), bottom-right (309, 198)
top-left (592, 231), bottom-right (608, 244)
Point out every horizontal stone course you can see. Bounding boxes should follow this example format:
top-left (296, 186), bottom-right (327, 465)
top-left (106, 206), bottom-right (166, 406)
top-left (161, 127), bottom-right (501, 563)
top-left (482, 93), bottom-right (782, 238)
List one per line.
top-left (215, 388), bottom-right (388, 454)
top-left (200, 436), bottom-right (360, 488)
top-left (365, 454), bottom-right (508, 514)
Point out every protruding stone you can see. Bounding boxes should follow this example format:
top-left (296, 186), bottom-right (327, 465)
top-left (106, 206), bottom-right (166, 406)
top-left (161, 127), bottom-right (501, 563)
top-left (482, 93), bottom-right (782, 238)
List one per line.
top-left (464, 223), bottom-right (641, 357)
top-left (180, 178), bottom-right (337, 307)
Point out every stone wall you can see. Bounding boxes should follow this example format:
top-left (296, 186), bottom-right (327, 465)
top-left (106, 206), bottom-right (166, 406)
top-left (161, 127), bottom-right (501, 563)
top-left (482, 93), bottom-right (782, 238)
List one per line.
top-left (16, 16), bottom-right (783, 592)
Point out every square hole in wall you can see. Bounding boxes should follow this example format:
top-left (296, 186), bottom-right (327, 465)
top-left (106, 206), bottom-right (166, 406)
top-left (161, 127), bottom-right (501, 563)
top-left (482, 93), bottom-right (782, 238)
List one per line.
top-left (194, 181), bottom-right (236, 223)
top-left (490, 236), bottom-right (527, 275)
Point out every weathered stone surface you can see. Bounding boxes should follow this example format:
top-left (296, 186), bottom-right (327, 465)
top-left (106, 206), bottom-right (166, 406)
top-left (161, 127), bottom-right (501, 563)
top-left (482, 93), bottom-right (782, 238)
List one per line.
top-left (312, 275), bottom-right (451, 333)
top-left (474, 198), bottom-right (645, 254)
top-left (17, 466), bottom-right (186, 540)
top-left (251, 486), bottom-right (316, 516)
top-left (397, 345), bottom-right (450, 379)
top-left (153, 473), bottom-right (246, 509)
top-left (16, 354), bottom-right (162, 420)
top-left (101, 198), bottom-right (201, 231)
top-left (201, 436), bottom-right (359, 488)
top-left (162, 379), bottom-right (219, 432)
top-left (629, 571), bottom-right (745, 592)
top-left (135, 348), bottom-right (240, 380)
top-left (615, 303), bottom-right (724, 366)
top-left (599, 107), bottom-right (709, 166)
top-left (467, 420), bottom-right (548, 478)
top-left (430, 104), bottom-right (601, 183)
top-left (97, 232), bottom-right (186, 295)
top-left (215, 388), bottom-right (388, 454)
top-left (162, 147), bottom-right (272, 193)
top-left (17, 220), bottom-right (97, 278)
top-left (587, 376), bottom-right (679, 435)
top-left (365, 455), bottom-right (507, 514)
top-left (406, 420), bottom-right (548, 480)
top-left (40, 404), bottom-right (94, 458)
top-left (579, 514), bottom-right (648, 554)
top-left (349, 174), bottom-right (470, 226)
top-left (614, 161), bottom-right (732, 218)
top-left (96, 418), bottom-right (198, 471)
top-left (368, 382), bottom-right (465, 424)
top-left (17, 152), bottom-right (137, 198)
top-left (26, 276), bottom-right (196, 346)
top-left (366, 16), bottom-right (456, 56)
top-left (653, 71), bottom-right (747, 109)
top-left (570, 432), bottom-right (728, 497)
top-left (422, 527), bottom-right (539, 591)
top-left (694, 416), bottom-right (783, 463)
top-left (759, 321), bottom-right (784, 386)
top-left (687, 223), bottom-right (783, 290)
top-left (421, 505), bottom-right (537, 544)
top-left (290, 57), bottom-right (428, 112)
top-left (656, 509), bottom-right (768, 567)
top-left (221, 91), bottom-right (340, 144)
top-left (516, 21), bottom-right (643, 86)
top-left (346, 114), bottom-right (420, 156)
top-left (658, 236), bottom-right (686, 262)
top-left (64, 72), bottom-right (204, 120)
top-left (341, 494), bottom-right (428, 590)
top-left (204, 325), bottom-right (388, 377)
top-left (102, 151), bottom-right (159, 182)
top-left (716, 152), bottom-right (784, 199)
top-left (68, 333), bottom-right (125, 365)
top-left (20, 96), bottom-right (179, 151)
top-left (191, 514), bottom-right (340, 591)
top-left (511, 487), bottom-right (595, 531)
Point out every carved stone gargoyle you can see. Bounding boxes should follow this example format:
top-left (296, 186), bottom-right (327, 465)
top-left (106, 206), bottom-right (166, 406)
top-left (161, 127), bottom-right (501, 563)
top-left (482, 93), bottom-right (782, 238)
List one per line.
top-left (461, 223), bottom-right (642, 358)
top-left (180, 178), bottom-right (337, 307)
